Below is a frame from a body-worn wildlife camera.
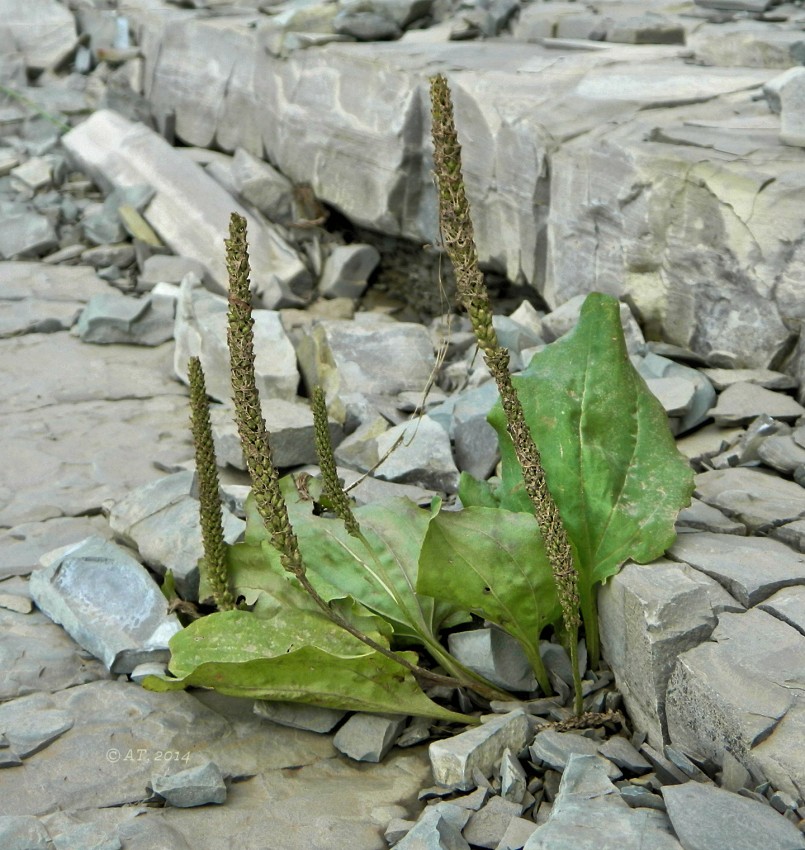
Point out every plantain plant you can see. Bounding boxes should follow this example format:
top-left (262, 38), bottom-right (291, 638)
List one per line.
top-left (144, 79), bottom-right (694, 722)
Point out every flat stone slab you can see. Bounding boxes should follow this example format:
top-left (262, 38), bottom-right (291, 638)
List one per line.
top-left (662, 781), bottom-right (805, 850)
top-left (668, 531), bottom-right (805, 607)
top-left (0, 605), bottom-right (110, 702)
top-left (759, 586), bottom-right (805, 635)
top-left (701, 367), bottom-right (799, 391)
top-left (0, 682), bottom-right (431, 849)
top-left (0, 516), bottom-right (115, 579)
top-left (0, 332), bottom-right (192, 528)
top-left (694, 467), bottom-right (805, 532)
top-left (676, 498), bottom-right (746, 535)
top-left (707, 382), bottom-right (805, 426)
top-left (2, 331), bottom-right (184, 412)
top-left (0, 262), bottom-right (109, 337)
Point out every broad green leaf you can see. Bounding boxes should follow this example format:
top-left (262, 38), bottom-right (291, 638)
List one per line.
top-left (227, 539), bottom-right (395, 643)
top-left (457, 472), bottom-right (500, 509)
top-left (242, 490), bottom-right (469, 645)
top-left (417, 507), bottom-right (561, 693)
top-left (488, 292), bottom-right (695, 661)
top-left (142, 609), bottom-right (472, 723)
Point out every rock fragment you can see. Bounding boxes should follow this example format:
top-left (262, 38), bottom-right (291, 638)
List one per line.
top-left (523, 754), bottom-right (683, 849)
top-left (447, 628), bottom-right (537, 693)
top-left (333, 713), bottom-right (407, 762)
top-left (253, 701), bottom-right (346, 733)
top-left (374, 416), bottom-right (460, 492)
top-left (319, 243), bottom-right (380, 299)
top-left (151, 761), bottom-right (227, 807)
top-left (62, 110), bottom-right (311, 306)
top-left (107, 471), bottom-right (245, 601)
top-left (74, 291), bottom-right (175, 346)
top-left (29, 536), bottom-right (182, 674)
top-left (462, 794), bottom-right (523, 849)
top-left (662, 782), bottom-right (805, 850)
top-left (530, 731), bottom-right (621, 780)
top-left (173, 276), bottom-right (299, 404)
top-left (394, 803), bottom-right (471, 850)
top-left (430, 710), bottom-right (530, 791)
top-left (211, 397), bottom-right (342, 470)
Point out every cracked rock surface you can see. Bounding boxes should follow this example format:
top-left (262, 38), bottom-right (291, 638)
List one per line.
top-left (2, 0), bottom-right (805, 846)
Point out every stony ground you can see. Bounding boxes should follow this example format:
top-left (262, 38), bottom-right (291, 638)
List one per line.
top-left (2, 0), bottom-right (805, 846)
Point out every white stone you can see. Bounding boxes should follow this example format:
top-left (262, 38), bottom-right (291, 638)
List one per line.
top-left (62, 110), bottom-right (311, 307)
top-left (429, 709), bottom-right (530, 790)
top-left (173, 276), bottom-right (299, 405)
top-left (780, 67), bottom-right (805, 148)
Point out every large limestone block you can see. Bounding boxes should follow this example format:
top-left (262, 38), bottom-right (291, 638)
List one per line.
top-left (0, 0), bottom-right (77, 71)
top-left (146, 15), bottom-right (264, 156)
top-left (598, 560), bottom-right (716, 748)
top-left (666, 608), bottom-right (804, 799)
top-left (253, 41), bottom-right (648, 277)
top-left (62, 110), bottom-right (311, 307)
top-left (545, 95), bottom-right (799, 369)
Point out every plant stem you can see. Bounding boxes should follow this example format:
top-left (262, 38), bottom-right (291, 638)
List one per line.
top-left (580, 585), bottom-right (601, 670)
top-left (519, 640), bottom-right (553, 698)
top-left (568, 636), bottom-right (584, 717)
top-left (429, 74), bottom-right (584, 714)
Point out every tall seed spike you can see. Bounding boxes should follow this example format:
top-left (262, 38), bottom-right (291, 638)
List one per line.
top-left (311, 386), bottom-right (361, 537)
top-left (430, 74), bottom-right (582, 712)
top-left (188, 356), bottom-right (235, 611)
top-left (225, 212), bottom-right (306, 579)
